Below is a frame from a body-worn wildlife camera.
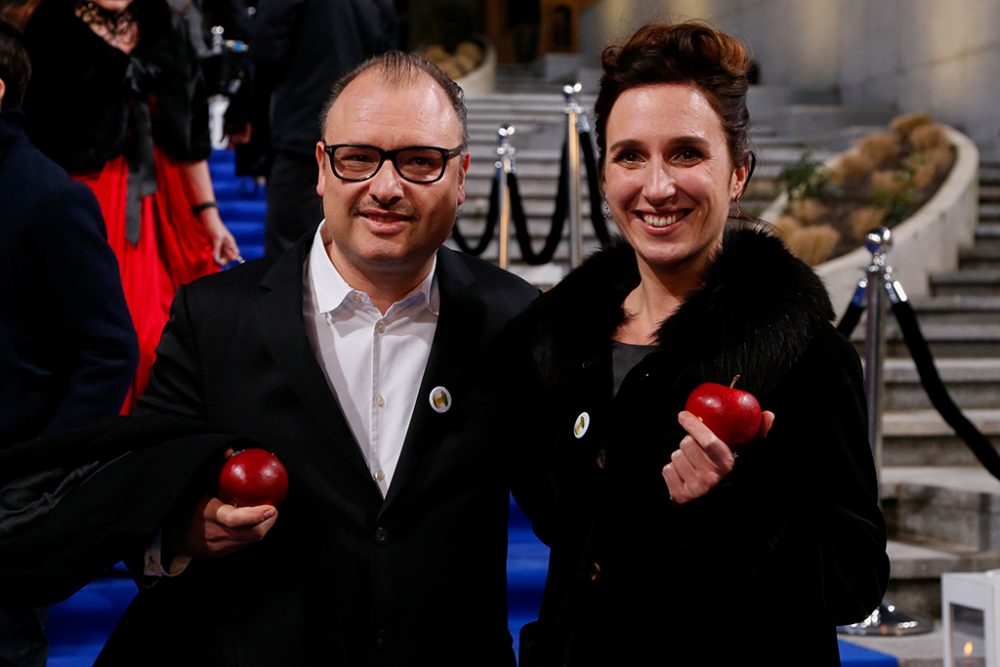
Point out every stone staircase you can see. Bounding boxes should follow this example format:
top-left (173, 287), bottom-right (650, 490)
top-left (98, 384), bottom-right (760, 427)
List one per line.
top-left (844, 163), bottom-right (1000, 665)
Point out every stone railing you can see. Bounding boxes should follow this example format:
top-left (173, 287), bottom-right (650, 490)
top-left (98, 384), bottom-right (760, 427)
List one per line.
top-left (454, 36), bottom-right (497, 96)
top-left (761, 126), bottom-right (980, 319)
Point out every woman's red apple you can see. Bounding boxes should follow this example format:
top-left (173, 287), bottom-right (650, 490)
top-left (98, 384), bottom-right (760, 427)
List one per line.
top-left (217, 448), bottom-right (289, 507)
top-left (684, 375), bottom-right (762, 448)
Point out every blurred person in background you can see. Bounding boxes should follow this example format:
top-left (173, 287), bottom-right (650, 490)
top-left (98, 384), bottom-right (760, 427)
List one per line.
top-left (250, 0), bottom-right (396, 257)
top-left (15, 0), bottom-right (240, 411)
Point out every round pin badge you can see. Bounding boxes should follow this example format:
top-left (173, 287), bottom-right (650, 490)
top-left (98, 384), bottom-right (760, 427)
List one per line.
top-left (429, 386), bottom-right (452, 413)
top-left (573, 412), bottom-right (590, 439)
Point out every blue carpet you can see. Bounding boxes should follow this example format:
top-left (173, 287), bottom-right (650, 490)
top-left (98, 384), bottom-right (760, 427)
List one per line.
top-left (209, 149), bottom-right (266, 263)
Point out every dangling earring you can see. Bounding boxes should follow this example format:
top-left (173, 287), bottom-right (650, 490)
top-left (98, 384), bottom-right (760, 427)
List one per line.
top-left (601, 199), bottom-right (611, 219)
top-left (730, 198), bottom-right (745, 220)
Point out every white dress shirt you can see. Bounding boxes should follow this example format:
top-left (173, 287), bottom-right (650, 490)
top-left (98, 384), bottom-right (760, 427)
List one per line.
top-left (303, 222), bottom-right (439, 496)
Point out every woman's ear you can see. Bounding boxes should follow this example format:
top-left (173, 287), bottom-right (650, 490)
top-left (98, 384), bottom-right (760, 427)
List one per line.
top-left (733, 151), bottom-right (756, 199)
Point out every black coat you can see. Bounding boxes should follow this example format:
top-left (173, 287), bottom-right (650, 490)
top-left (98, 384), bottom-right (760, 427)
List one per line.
top-left (0, 110), bottom-right (137, 445)
top-left (90, 237), bottom-right (538, 667)
top-left (251, 0), bottom-right (396, 157)
top-left (498, 228), bottom-right (890, 666)
top-left (22, 0), bottom-right (211, 173)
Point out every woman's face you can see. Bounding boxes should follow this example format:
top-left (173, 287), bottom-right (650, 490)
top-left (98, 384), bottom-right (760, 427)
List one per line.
top-left (602, 83), bottom-right (747, 279)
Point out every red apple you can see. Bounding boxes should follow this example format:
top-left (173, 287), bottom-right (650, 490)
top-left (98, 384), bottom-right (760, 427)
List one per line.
top-left (218, 448), bottom-right (289, 507)
top-left (684, 374), bottom-right (762, 448)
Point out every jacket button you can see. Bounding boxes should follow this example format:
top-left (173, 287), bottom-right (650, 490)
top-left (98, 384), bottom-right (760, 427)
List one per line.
top-left (374, 526), bottom-right (389, 545)
top-left (374, 628), bottom-right (388, 647)
top-left (595, 449), bottom-right (606, 470)
top-left (590, 562), bottom-right (601, 582)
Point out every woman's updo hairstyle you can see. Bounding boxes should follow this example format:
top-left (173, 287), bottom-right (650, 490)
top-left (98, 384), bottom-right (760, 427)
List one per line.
top-left (594, 21), bottom-right (753, 172)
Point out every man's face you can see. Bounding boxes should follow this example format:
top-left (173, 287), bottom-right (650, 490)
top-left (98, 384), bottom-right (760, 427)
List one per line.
top-left (315, 70), bottom-right (469, 289)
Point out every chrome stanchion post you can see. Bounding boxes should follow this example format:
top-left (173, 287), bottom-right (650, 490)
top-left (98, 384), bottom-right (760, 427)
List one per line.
top-left (496, 124), bottom-right (516, 270)
top-left (839, 226), bottom-right (930, 637)
top-left (563, 83), bottom-right (583, 269)
top-left (863, 228), bottom-right (890, 480)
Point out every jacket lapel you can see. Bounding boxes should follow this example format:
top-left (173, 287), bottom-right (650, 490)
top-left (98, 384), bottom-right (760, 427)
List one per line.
top-left (254, 236), bottom-right (374, 484)
top-left (381, 249), bottom-right (485, 511)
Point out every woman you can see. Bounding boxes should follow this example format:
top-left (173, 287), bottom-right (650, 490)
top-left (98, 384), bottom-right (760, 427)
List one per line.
top-left (18, 0), bottom-right (240, 410)
top-left (499, 21), bottom-right (890, 666)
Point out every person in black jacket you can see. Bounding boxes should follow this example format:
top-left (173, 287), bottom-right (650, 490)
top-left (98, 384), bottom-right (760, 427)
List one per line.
top-left (250, 0), bottom-right (396, 257)
top-left (496, 21), bottom-right (890, 666)
top-left (69, 51), bottom-right (536, 667)
top-left (0, 18), bottom-right (137, 667)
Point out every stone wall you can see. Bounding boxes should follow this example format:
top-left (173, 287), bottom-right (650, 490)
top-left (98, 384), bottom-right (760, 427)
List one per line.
top-left (577, 0), bottom-right (1000, 159)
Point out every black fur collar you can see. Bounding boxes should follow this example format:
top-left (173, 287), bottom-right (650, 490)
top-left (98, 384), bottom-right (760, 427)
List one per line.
top-left (529, 225), bottom-right (835, 396)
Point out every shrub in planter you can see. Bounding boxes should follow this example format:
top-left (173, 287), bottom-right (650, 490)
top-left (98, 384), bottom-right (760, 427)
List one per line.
top-left (772, 112), bottom-right (956, 266)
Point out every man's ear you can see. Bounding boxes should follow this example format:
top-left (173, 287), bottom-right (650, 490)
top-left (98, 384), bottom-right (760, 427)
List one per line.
top-left (0, 79), bottom-right (6, 110)
top-left (315, 141), bottom-right (326, 196)
top-left (456, 151), bottom-right (471, 205)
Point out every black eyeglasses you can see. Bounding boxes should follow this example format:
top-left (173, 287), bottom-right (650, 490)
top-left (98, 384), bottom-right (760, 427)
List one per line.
top-left (322, 144), bottom-right (464, 184)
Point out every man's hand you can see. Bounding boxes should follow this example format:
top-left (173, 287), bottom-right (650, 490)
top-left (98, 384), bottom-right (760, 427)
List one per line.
top-left (173, 495), bottom-right (278, 558)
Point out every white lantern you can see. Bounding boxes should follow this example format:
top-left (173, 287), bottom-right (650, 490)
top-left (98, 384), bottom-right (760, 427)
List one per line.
top-left (942, 570), bottom-right (1000, 667)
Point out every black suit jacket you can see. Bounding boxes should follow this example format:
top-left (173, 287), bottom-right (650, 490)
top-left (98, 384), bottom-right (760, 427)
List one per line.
top-left (97, 236), bottom-right (538, 667)
top-left (0, 109), bottom-right (137, 446)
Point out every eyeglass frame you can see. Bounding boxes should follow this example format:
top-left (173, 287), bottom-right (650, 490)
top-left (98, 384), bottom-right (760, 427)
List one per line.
top-left (321, 143), bottom-right (465, 184)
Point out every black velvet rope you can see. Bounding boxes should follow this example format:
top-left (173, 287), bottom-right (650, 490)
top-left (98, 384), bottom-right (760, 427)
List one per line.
top-left (509, 142), bottom-right (569, 265)
top-left (450, 170), bottom-right (500, 256)
top-left (453, 127), bottom-right (612, 263)
top-left (890, 300), bottom-right (1000, 480)
top-left (836, 296), bottom-right (1000, 481)
top-left (579, 130), bottom-right (612, 245)
top-left (836, 302), bottom-right (863, 338)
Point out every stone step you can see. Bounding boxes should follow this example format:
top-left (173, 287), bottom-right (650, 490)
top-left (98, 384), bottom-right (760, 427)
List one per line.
top-left (879, 466), bottom-right (1000, 621)
top-left (980, 184), bottom-right (1000, 201)
top-left (970, 223), bottom-right (1000, 252)
top-left (979, 164), bottom-right (1000, 183)
top-left (880, 409), bottom-right (1000, 466)
top-left (981, 203), bottom-right (1000, 222)
top-left (883, 358), bottom-right (1000, 410)
top-left (853, 322), bottom-right (1000, 357)
top-left (834, 465), bottom-right (1000, 665)
top-left (930, 269), bottom-right (1000, 296)
top-left (958, 247), bottom-right (1000, 270)
top-left (910, 294), bottom-right (1000, 324)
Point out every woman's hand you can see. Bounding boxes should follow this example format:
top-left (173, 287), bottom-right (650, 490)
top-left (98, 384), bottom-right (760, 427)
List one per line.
top-left (662, 409), bottom-right (775, 504)
top-left (201, 208), bottom-right (241, 265)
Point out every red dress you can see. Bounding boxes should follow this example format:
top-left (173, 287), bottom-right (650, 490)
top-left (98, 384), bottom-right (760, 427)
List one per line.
top-left (74, 148), bottom-right (219, 412)
top-left (23, 0), bottom-right (222, 412)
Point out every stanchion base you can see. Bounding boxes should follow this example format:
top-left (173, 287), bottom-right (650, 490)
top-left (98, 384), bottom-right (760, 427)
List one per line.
top-left (838, 601), bottom-right (933, 636)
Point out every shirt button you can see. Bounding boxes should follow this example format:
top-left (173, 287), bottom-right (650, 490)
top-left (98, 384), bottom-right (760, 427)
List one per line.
top-left (374, 628), bottom-right (387, 647)
top-left (375, 393), bottom-right (385, 407)
top-left (375, 321), bottom-right (385, 334)
top-left (373, 469), bottom-right (385, 482)
top-left (374, 526), bottom-right (389, 545)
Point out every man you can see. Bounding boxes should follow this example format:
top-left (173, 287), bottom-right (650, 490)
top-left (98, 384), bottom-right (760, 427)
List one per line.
top-left (0, 18), bottom-right (138, 667)
top-left (251, 0), bottom-right (397, 256)
top-left (93, 52), bottom-right (538, 666)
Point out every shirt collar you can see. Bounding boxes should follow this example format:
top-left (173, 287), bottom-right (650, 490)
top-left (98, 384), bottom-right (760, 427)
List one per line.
top-left (309, 221), bottom-right (440, 316)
